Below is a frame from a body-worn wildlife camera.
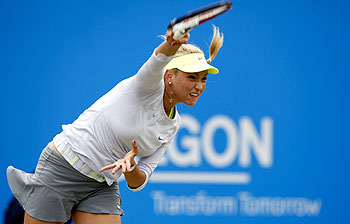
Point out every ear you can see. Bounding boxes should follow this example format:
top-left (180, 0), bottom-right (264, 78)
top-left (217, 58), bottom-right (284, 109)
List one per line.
top-left (165, 69), bottom-right (173, 82)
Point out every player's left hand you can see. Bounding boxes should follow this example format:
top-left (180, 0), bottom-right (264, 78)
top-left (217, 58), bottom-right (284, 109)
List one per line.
top-left (100, 140), bottom-right (139, 174)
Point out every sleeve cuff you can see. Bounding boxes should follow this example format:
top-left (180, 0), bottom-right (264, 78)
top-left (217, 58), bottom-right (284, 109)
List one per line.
top-left (153, 50), bottom-right (173, 63)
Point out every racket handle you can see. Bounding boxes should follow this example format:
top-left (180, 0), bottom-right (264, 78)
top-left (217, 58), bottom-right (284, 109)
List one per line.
top-left (173, 29), bottom-right (187, 40)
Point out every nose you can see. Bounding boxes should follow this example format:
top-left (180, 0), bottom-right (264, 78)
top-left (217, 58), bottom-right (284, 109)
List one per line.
top-left (195, 81), bottom-right (205, 91)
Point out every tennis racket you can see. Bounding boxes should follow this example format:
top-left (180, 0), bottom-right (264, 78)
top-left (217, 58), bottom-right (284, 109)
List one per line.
top-left (168, 1), bottom-right (233, 40)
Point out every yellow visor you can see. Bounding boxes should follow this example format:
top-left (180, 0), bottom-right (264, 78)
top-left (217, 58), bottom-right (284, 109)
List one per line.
top-left (165, 53), bottom-right (219, 74)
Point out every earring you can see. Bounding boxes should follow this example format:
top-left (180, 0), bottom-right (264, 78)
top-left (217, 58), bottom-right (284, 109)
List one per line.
top-left (170, 98), bottom-right (173, 103)
top-left (168, 81), bottom-right (172, 85)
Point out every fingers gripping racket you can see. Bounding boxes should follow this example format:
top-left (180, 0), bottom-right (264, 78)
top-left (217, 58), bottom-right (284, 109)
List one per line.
top-left (168, 1), bottom-right (233, 40)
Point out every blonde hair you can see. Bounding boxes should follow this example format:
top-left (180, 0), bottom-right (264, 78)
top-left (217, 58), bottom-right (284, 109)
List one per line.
top-left (174, 25), bottom-right (224, 63)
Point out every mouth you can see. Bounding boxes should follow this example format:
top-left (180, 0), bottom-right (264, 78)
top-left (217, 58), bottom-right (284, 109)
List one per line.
top-left (189, 92), bottom-right (200, 98)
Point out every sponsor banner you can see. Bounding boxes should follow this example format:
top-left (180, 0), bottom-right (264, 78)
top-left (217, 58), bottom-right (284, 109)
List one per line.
top-left (151, 191), bottom-right (322, 217)
top-left (119, 113), bottom-right (325, 223)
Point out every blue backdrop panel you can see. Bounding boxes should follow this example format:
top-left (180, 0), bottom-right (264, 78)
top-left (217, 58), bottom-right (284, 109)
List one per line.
top-left (1, 0), bottom-right (349, 223)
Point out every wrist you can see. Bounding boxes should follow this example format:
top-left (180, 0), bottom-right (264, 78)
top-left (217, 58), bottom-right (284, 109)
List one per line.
top-left (129, 163), bottom-right (136, 172)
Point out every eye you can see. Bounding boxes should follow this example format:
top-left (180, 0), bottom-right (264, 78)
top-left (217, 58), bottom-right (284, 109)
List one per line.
top-left (202, 76), bottom-right (207, 81)
top-left (188, 75), bottom-right (196, 80)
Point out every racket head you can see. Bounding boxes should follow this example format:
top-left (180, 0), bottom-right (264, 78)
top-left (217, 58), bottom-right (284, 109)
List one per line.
top-left (168, 1), bottom-right (232, 33)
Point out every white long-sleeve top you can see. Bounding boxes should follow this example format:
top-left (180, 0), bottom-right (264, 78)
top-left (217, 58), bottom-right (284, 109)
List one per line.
top-left (53, 51), bottom-right (180, 190)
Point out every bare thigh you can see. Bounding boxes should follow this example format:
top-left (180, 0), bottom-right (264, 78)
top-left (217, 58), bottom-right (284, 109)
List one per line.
top-left (24, 212), bottom-right (64, 224)
top-left (72, 210), bottom-right (121, 224)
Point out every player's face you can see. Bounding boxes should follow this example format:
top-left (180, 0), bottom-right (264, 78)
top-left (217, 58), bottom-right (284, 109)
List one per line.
top-left (171, 69), bottom-right (208, 106)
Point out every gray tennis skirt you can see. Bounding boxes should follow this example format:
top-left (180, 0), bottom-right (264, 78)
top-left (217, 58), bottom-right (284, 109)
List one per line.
top-left (6, 145), bottom-right (123, 222)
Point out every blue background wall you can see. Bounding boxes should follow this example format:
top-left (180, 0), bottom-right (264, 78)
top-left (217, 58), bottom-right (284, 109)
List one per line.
top-left (1, 0), bottom-right (349, 223)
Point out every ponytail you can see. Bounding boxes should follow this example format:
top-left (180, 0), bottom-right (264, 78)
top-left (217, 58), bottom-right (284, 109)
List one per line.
top-left (207, 25), bottom-right (224, 63)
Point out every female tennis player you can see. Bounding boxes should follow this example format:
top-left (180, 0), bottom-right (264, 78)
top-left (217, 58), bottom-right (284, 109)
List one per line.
top-left (7, 26), bottom-right (224, 224)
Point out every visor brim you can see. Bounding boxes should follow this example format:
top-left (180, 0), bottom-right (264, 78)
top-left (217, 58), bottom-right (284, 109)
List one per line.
top-left (176, 64), bottom-right (219, 74)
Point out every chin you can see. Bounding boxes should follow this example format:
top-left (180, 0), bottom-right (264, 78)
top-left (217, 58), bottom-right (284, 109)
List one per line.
top-left (184, 101), bottom-right (197, 106)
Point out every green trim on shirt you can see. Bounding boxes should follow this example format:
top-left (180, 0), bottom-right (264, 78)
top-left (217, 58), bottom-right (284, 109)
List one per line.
top-left (169, 107), bottom-right (175, 119)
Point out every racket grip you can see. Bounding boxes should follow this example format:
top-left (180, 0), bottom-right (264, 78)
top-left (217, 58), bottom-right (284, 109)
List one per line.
top-left (173, 29), bottom-right (187, 40)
